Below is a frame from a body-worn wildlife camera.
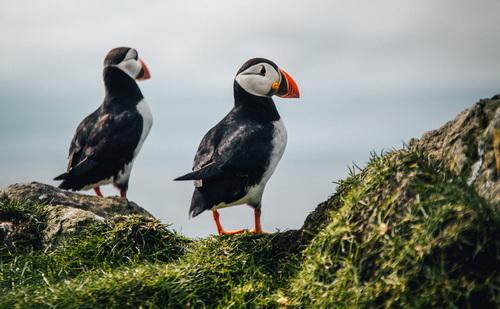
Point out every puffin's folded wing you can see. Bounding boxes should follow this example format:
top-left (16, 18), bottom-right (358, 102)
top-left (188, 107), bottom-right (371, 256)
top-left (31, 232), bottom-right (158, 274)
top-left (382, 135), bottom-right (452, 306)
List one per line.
top-left (174, 124), bottom-right (269, 181)
top-left (55, 111), bottom-right (142, 189)
top-left (65, 108), bottom-right (101, 172)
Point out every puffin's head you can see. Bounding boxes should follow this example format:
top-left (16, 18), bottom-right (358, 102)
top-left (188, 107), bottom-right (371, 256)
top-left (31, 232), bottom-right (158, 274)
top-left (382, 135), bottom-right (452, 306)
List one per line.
top-left (104, 47), bottom-right (151, 81)
top-left (235, 58), bottom-right (300, 99)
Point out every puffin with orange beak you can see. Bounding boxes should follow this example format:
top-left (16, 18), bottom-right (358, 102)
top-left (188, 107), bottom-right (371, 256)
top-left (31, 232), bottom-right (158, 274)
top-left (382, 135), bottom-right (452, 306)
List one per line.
top-left (175, 58), bottom-right (300, 235)
top-left (54, 47), bottom-right (153, 198)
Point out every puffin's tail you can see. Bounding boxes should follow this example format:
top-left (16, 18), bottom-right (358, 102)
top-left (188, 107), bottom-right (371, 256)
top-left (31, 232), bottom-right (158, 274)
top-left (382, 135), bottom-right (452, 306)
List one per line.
top-left (174, 163), bottom-right (223, 181)
top-left (53, 172), bottom-right (72, 189)
top-left (53, 159), bottom-right (97, 190)
top-left (53, 172), bottom-right (81, 190)
top-left (53, 172), bottom-right (68, 181)
top-left (189, 189), bottom-right (210, 218)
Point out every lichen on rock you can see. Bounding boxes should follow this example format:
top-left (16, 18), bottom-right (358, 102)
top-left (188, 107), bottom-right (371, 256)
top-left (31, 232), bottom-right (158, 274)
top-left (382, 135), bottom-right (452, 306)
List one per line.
top-left (43, 205), bottom-right (104, 247)
top-left (409, 95), bottom-right (500, 207)
top-left (0, 182), bottom-right (154, 219)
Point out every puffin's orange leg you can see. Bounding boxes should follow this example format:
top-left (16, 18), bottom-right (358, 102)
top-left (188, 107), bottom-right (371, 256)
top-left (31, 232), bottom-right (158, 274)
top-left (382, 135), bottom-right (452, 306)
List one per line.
top-left (249, 208), bottom-right (269, 234)
top-left (212, 210), bottom-right (246, 235)
top-left (94, 187), bottom-right (104, 197)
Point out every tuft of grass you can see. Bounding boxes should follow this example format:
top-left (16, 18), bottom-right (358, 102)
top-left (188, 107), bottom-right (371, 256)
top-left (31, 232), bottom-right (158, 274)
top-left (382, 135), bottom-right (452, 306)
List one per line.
top-left (0, 201), bottom-right (47, 253)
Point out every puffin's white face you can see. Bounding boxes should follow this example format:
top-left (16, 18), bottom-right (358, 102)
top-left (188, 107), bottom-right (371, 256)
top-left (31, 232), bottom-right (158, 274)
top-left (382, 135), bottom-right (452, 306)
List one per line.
top-left (235, 62), bottom-right (281, 97)
top-left (115, 49), bottom-right (143, 79)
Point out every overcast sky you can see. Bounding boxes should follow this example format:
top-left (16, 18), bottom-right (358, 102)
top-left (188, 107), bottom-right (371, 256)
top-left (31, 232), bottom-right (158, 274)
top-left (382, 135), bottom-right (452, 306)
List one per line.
top-left (1, 1), bottom-right (499, 237)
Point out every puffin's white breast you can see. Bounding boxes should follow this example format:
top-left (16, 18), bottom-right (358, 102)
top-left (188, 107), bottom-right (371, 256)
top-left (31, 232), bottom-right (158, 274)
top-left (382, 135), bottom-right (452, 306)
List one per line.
top-left (262, 118), bottom-right (287, 184)
top-left (134, 99), bottom-right (153, 156)
top-left (114, 99), bottom-right (153, 185)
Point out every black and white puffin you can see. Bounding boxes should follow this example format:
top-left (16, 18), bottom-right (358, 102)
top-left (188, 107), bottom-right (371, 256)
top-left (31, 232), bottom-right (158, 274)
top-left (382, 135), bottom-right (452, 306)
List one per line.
top-left (175, 58), bottom-right (300, 235)
top-left (54, 47), bottom-right (153, 198)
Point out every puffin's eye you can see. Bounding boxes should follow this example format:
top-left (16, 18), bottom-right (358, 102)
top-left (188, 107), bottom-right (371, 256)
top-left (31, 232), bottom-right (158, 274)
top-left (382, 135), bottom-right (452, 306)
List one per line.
top-left (260, 66), bottom-right (266, 76)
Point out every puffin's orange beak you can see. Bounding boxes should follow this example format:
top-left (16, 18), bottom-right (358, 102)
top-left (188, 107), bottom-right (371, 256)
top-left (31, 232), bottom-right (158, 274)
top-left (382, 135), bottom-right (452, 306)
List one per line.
top-left (276, 68), bottom-right (300, 98)
top-left (136, 58), bottom-right (151, 81)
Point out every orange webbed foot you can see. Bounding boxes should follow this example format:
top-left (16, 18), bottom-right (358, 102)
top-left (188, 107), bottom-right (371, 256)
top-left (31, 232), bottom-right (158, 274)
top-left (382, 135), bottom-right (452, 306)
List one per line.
top-left (218, 229), bottom-right (247, 235)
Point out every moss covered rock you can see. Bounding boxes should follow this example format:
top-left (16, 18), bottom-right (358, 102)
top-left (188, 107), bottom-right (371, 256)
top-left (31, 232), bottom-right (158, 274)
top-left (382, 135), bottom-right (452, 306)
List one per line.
top-left (0, 182), bottom-right (154, 246)
top-left (285, 149), bottom-right (498, 308)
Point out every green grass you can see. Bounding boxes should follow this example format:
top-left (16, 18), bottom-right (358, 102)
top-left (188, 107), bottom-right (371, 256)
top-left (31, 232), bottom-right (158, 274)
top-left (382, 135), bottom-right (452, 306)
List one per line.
top-left (1, 227), bottom-right (298, 308)
top-left (1, 148), bottom-right (498, 308)
top-left (284, 150), bottom-right (499, 308)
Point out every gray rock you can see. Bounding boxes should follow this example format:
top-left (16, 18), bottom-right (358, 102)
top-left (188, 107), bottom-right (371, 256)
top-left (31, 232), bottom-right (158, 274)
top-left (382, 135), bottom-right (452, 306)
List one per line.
top-left (409, 95), bottom-right (499, 207)
top-left (42, 205), bottom-right (104, 247)
top-left (0, 182), bottom-right (155, 219)
top-left (0, 182), bottom-right (156, 246)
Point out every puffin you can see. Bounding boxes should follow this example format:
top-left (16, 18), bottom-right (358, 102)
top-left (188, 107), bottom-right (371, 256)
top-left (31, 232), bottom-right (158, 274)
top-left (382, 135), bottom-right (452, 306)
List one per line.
top-left (175, 58), bottom-right (300, 235)
top-left (54, 47), bottom-right (153, 198)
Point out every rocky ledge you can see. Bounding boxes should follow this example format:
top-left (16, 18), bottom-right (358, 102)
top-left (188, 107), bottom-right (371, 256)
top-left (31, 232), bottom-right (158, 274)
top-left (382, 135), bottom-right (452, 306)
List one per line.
top-left (0, 182), bottom-right (153, 246)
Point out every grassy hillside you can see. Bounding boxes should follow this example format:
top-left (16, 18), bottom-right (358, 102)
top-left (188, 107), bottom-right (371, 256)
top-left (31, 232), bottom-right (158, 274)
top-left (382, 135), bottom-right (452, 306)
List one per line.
top-left (1, 98), bottom-right (499, 307)
top-left (1, 148), bottom-right (498, 308)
